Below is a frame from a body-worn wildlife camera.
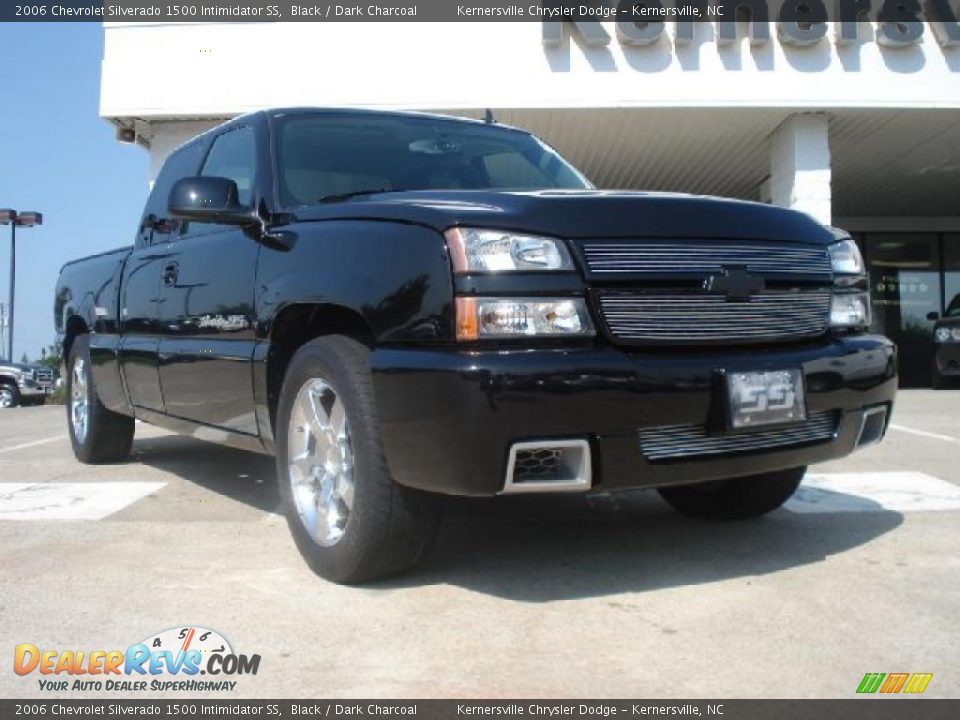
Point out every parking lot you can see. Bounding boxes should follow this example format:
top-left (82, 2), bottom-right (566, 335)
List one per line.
top-left (1, 390), bottom-right (958, 699)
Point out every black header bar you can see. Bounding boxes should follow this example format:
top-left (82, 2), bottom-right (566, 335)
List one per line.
top-left (2, 0), bottom-right (959, 25)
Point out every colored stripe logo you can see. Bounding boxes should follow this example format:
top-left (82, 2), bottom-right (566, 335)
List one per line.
top-left (857, 672), bottom-right (933, 694)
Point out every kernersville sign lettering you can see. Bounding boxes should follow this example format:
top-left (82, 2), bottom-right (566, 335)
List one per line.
top-left (541, 0), bottom-right (960, 49)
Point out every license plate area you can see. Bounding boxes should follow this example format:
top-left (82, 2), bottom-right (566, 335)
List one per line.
top-left (726, 369), bottom-right (806, 430)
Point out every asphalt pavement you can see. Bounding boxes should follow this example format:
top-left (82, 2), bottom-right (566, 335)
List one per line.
top-left (1, 391), bottom-right (958, 699)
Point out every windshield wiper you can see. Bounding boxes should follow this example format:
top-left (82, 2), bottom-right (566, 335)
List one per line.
top-left (317, 188), bottom-right (406, 203)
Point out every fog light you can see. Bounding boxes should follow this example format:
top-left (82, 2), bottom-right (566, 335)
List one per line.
top-left (830, 292), bottom-right (870, 329)
top-left (456, 297), bottom-right (594, 340)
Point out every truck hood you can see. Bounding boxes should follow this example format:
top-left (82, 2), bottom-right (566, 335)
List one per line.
top-left (0, 362), bottom-right (43, 372)
top-left (289, 189), bottom-right (835, 244)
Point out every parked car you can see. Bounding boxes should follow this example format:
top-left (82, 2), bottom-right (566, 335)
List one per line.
top-left (931, 294), bottom-right (960, 388)
top-left (0, 361), bottom-right (56, 408)
top-left (55, 108), bottom-right (897, 583)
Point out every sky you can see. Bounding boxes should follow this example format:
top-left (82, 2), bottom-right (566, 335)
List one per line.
top-left (0, 23), bottom-right (148, 363)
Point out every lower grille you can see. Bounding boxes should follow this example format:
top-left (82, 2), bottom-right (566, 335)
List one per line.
top-left (639, 410), bottom-right (838, 462)
top-left (598, 290), bottom-right (831, 344)
top-left (512, 448), bottom-right (563, 482)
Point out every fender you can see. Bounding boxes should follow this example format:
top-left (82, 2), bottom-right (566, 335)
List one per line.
top-left (255, 219), bottom-right (454, 344)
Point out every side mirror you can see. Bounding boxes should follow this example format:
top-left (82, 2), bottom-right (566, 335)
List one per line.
top-left (927, 311), bottom-right (940, 321)
top-left (168, 176), bottom-right (256, 226)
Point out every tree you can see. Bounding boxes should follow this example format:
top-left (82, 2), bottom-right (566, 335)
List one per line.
top-left (35, 342), bottom-right (62, 375)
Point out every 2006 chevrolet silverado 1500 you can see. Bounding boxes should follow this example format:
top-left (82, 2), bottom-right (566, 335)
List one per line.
top-left (56, 108), bottom-right (897, 582)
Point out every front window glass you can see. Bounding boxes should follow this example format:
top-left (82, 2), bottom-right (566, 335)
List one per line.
top-left (202, 126), bottom-right (257, 206)
top-left (274, 112), bottom-right (591, 207)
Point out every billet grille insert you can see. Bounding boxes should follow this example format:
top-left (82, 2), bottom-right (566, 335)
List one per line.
top-left (598, 290), bottom-right (832, 343)
top-left (580, 240), bottom-right (832, 278)
top-left (639, 410), bottom-right (839, 462)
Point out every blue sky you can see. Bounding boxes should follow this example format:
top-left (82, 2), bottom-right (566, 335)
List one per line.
top-left (0, 23), bottom-right (148, 363)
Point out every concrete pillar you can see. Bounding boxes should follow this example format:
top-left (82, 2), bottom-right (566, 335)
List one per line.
top-left (766, 113), bottom-right (832, 225)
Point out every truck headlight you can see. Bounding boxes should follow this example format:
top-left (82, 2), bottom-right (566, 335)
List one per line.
top-left (828, 237), bottom-right (865, 276)
top-left (445, 227), bottom-right (574, 273)
top-left (456, 297), bottom-right (594, 340)
top-left (830, 292), bottom-right (871, 329)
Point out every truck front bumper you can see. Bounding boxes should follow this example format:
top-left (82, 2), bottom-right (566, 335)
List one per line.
top-left (18, 383), bottom-right (53, 399)
top-left (371, 335), bottom-right (897, 497)
top-left (934, 343), bottom-right (960, 376)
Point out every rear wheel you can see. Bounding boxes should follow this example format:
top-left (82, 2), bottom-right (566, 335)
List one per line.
top-left (67, 335), bottom-right (135, 463)
top-left (657, 466), bottom-right (805, 520)
top-left (0, 383), bottom-right (19, 408)
top-left (276, 335), bottom-right (440, 584)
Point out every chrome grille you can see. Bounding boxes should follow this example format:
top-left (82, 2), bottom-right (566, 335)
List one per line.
top-left (639, 411), bottom-right (838, 462)
top-left (33, 368), bottom-right (54, 384)
top-left (598, 291), bottom-right (831, 343)
top-left (580, 240), bottom-right (832, 278)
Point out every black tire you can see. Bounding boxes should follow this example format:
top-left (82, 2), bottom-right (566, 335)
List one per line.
top-left (0, 382), bottom-right (20, 409)
top-left (67, 334), bottom-right (135, 463)
top-left (658, 466), bottom-right (805, 520)
top-left (276, 335), bottom-right (440, 584)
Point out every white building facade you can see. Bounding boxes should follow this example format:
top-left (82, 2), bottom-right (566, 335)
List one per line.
top-left (100, 19), bottom-right (960, 385)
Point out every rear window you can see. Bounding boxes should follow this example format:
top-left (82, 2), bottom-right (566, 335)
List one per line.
top-left (274, 112), bottom-right (590, 207)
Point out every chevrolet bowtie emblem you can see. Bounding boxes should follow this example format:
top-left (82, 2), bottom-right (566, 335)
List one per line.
top-left (704, 265), bottom-right (765, 300)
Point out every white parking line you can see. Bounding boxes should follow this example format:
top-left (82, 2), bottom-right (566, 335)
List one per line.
top-left (0, 482), bottom-right (166, 520)
top-left (0, 435), bottom-right (67, 454)
top-left (786, 472), bottom-right (960, 514)
top-left (889, 423), bottom-right (960, 445)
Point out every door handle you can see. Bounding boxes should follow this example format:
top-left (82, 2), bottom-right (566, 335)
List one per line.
top-left (162, 262), bottom-right (179, 287)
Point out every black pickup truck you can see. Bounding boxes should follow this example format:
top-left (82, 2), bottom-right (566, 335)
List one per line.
top-left (56, 108), bottom-right (896, 582)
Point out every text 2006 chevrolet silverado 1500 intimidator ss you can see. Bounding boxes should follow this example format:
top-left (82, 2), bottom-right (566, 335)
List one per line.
top-left (56, 108), bottom-right (897, 582)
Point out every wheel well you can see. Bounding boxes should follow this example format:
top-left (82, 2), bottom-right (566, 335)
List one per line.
top-left (266, 304), bottom-right (373, 430)
top-left (62, 316), bottom-right (89, 366)
top-left (0, 375), bottom-right (17, 387)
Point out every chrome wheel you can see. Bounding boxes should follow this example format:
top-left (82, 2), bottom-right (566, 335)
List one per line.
top-left (287, 378), bottom-right (355, 547)
top-left (0, 386), bottom-right (14, 408)
top-left (71, 358), bottom-right (89, 443)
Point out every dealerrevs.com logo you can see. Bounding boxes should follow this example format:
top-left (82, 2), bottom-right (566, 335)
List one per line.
top-left (13, 626), bottom-right (261, 693)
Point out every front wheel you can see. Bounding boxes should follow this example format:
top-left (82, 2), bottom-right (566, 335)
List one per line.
top-left (276, 335), bottom-right (440, 584)
top-left (67, 334), bottom-right (135, 463)
top-left (0, 383), bottom-right (19, 408)
top-left (657, 466), bottom-right (805, 520)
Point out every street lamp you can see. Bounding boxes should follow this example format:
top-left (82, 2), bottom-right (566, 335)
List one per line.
top-left (0, 209), bottom-right (43, 363)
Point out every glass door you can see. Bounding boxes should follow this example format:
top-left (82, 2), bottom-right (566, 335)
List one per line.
top-left (944, 235), bottom-right (960, 318)
top-left (864, 234), bottom-right (942, 387)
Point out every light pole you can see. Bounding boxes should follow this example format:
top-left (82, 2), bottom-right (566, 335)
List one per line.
top-left (0, 209), bottom-right (43, 363)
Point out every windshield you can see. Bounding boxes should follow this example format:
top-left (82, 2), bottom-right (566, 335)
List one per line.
top-left (274, 112), bottom-right (591, 207)
top-left (946, 294), bottom-right (960, 318)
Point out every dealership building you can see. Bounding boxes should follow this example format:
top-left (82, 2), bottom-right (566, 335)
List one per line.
top-left (100, 18), bottom-right (960, 385)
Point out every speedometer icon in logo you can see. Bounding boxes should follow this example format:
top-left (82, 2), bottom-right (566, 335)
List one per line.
top-left (140, 626), bottom-right (233, 675)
